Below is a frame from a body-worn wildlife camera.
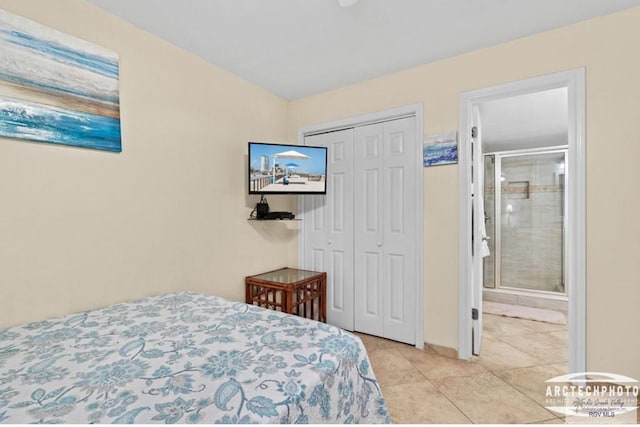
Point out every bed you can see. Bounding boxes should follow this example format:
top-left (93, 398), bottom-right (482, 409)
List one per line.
top-left (0, 292), bottom-right (389, 424)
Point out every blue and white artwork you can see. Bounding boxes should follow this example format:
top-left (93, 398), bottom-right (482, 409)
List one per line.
top-left (0, 9), bottom-right (121, 152)
top-left (423, 131), bottom-right (458, 166)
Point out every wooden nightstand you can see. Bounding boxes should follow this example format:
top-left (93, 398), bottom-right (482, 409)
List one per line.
top-left (245, 267), bottom-right (326, 322)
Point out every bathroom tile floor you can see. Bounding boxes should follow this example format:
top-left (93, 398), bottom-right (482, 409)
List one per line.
top-left (358, 313), bottom-right (578, 424)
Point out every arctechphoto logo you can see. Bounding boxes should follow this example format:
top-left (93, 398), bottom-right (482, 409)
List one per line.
top-left (545, 372), bottom-right (639, 424)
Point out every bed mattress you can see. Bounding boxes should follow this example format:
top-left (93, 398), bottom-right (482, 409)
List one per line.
top-left (0, 292), bottom-right (390, 423)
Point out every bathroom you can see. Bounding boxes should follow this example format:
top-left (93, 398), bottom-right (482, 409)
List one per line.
top-left (480, 88), bottom-right (568, 315)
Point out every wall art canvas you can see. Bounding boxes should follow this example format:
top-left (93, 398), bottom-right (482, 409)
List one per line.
top-left (423, 131), bottom-right (457, 166)
top-left (0, 9), bottom-right (121, 152)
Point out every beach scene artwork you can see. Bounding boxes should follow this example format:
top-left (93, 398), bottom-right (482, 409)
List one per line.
top-left (423, 131), bottom-right (458, 166)
top-left (0, 9), bottom-right (121, 152)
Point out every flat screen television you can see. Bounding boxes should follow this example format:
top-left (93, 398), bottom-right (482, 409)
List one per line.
top-left (248, 142), bottom-right (328, 195)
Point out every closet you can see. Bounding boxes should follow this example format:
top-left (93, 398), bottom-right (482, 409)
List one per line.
top-left (301, 116), bottom-right (417, 345)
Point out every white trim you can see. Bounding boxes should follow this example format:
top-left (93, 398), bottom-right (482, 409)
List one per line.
top-left (458, 69), bottom-right (586, 375)
top-left (569, 69), bottom-right (587, 374)
top-left (297, 103), bottom-right (425, 350)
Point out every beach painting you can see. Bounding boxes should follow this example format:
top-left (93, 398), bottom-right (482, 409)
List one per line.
top-left (0, 9), bottom-right (121, 152)
top-left (423, 131), bottom-right (458, 166)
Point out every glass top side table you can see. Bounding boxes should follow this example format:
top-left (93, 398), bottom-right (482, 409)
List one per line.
top-left (245, 267), bottom-right (326, 322)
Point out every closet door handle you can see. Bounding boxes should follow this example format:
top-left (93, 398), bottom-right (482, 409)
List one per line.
top-left (377, 241), bottom-right (383, 247)
top-left (328, 240), bottom-right (333, 246)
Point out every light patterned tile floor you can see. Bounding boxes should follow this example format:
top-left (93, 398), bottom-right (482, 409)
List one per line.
top-left (358, 313), bottom-right (570, 424)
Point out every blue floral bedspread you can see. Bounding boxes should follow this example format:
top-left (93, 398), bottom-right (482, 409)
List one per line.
top-left (0, 292), bottom-right (390, 424)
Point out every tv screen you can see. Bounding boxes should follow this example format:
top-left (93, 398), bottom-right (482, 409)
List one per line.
top-left (248, 142), bottom-right (327, 194)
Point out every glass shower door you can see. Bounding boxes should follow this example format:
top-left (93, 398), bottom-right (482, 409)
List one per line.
top-left (483, 149), bottom-right (567, 295)
top-left (499, 151), bottom-right (566, 294)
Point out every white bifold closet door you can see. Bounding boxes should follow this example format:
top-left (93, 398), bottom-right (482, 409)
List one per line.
top-left (353, 118), bottom-right (417, 344)
top-left (303, 117), bottom-right (416, 344)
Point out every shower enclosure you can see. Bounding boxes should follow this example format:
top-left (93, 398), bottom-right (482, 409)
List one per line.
top-left (483, 147), bottom-right (567, 299)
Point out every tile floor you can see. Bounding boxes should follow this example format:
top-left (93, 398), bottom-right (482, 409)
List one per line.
top-left (358, 313), bottom-right (572, 424)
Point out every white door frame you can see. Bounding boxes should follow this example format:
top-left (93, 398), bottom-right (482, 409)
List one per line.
top-left (297, 103), bottom-right (425, 350)
top-left (458, 69), bottom-right (586, 374)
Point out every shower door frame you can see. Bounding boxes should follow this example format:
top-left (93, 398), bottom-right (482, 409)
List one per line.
top-left (484, 146), bottom-right (569, 298)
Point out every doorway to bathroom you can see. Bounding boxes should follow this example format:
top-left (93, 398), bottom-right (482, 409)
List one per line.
top-left (458, 69), bottom-right (586, 375)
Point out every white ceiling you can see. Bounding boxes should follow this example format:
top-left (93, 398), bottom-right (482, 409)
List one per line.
top-left (480, 88), bottom-right (568, 153)
top-left (87, 0), bottom-right (640, 100)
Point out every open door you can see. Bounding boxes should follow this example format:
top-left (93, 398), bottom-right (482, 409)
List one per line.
top-left (471, 105), bottom-right (486, 356)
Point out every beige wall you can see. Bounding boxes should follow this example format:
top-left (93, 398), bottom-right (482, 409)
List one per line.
top-left (0, 0), bottom-right (297, 328)
top-left (288, 7), bottom-right (640, 379)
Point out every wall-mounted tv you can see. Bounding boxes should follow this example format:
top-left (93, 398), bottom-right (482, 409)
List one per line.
top-left (248, 142), bottom-right (327, 195)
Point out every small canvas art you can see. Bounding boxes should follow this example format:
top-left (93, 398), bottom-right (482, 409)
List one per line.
top-left (0, 9), bottom-right (121, 152)
top-left (423, 131), bottom-right (458, 166)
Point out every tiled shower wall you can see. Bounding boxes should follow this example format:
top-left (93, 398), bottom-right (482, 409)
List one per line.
top-left (483, 152), bottom-right (565, 294)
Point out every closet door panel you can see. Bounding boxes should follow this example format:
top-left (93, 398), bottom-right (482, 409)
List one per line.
top-left (354, 123), bottom-right (384, 336)
top-left (303, 129), bottom-right (354, 330)
top-left (382, 117), bottom-right (417, 344)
